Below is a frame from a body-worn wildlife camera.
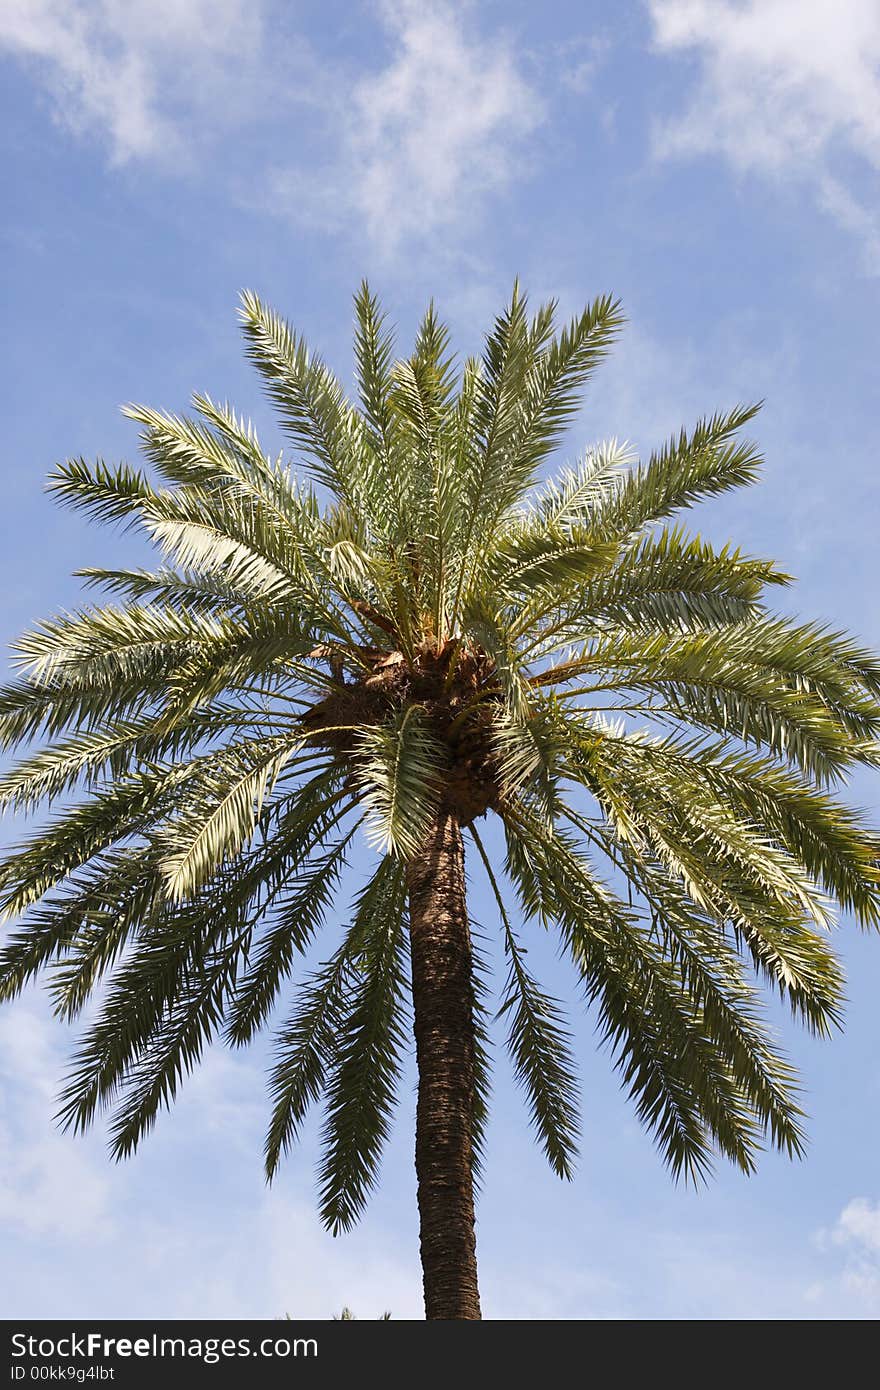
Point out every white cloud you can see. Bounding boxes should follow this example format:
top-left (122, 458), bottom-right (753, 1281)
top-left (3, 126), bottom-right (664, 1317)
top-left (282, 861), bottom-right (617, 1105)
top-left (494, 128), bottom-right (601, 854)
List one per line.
top-left (648, 0), bottom-right (880, 268)
top-left (264, 1198), bottom-right (422, 1320)
top-left (1, 0), bottom-right (542, 252)
top-left (0, 0), bottom-right (264, 163)
top-left (0, 1000), bottom-right (113, 1239)
top-left (833, 1198), bottom-right (880, 1255)
top-left (557, 34), bottom-right (611, 95)
top-left (482, 1257), bottom-right (626, 1319)
top-left (809, 1198), bottom-right (880, 1313)
top-left (271, 0), bottom-right (542, 254)
top-left (0, 996), bottom-right (421, 1317)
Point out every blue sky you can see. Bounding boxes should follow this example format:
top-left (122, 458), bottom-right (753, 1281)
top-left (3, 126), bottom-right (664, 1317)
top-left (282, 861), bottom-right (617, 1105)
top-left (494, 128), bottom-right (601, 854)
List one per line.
top-left (1, 0), bottom-right (879, 1320)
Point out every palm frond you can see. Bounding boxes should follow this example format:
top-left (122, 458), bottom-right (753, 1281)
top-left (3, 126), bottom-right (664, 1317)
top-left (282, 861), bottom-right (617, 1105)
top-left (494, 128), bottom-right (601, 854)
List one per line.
top-left (596, 404), bottom-right (764, 535)
top-left (238, 290), bottom-right (371, 512)
top-left (355, 706), bottom-right (445, 858)
top-left (502, 805), bottom-right (804, 1177)
top-left (471, 825), bottom-right (578, 1177)
top-left (318, 857), bottom-right (409, 1232)
top-left (265, 859), bottom-right (407, 1187)
top-left (226, 828), bottom-right (356, 1046)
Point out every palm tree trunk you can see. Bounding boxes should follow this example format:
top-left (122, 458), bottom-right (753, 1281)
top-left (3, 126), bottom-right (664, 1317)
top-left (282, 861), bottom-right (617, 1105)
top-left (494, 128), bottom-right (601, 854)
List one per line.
top-left (406, 809), bottom-right (482, 1320)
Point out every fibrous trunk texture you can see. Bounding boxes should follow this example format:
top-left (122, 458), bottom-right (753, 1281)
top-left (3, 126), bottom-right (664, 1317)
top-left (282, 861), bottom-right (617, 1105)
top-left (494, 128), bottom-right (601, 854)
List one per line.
top-left (406, 810), bottom-right (482, 1320)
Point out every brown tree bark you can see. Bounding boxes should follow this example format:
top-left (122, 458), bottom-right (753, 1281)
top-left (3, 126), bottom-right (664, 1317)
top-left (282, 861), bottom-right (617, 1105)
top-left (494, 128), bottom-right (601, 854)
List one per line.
top-left (406, 809), bottom-right (482, 1320)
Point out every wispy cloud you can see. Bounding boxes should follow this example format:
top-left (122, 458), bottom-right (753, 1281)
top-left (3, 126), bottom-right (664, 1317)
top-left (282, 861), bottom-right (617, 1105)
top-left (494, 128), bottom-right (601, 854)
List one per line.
top-left (647, 0), bottom-right (880, 269)
top-left (810, 1198), bottom-right (880, 1313)
top-left (0, 1001), bottom-right (114, 1241)
top-left (0, 0), bottom-right (266, 164)
top-left (1, 0), bottom-right (543, 254)
top-left (834, 1198), bottom-right (880, 1254)
top-left (270, 0), bottom-right (542, 255)
top-left (0, 996), bottom-right (420, 1318)
top-left (556, 33), bottom-right (612, 96)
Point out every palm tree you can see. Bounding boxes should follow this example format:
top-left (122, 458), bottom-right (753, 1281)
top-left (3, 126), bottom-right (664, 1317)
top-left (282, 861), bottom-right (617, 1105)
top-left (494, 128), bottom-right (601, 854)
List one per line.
top-left (1, 284), bottom-right (878, 1321)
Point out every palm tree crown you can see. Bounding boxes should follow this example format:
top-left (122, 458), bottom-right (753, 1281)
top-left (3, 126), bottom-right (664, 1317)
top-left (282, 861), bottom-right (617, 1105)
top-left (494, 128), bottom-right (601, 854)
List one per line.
top-left (1, 284), bottom-right (878, 1313)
